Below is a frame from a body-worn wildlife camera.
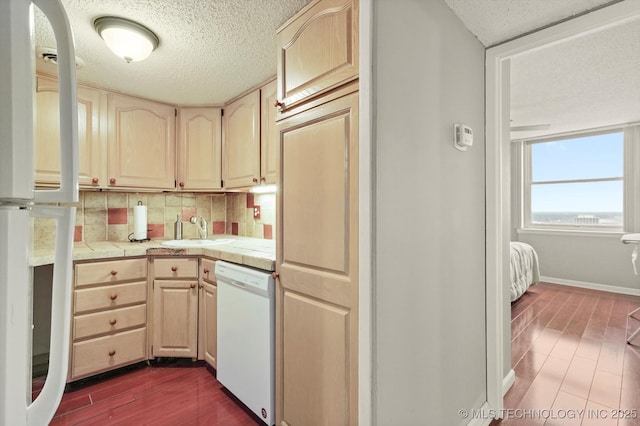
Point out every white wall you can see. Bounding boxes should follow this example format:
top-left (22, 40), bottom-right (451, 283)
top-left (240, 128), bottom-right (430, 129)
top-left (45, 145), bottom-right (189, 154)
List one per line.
top-left (518, 231), bottom-right (640, 293)
top-left (373, 0), bottom-right (486, 424)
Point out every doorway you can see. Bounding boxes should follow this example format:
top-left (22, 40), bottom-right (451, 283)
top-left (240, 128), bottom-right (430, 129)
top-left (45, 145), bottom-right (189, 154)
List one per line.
top-left (485, 0), bottom-right (640, 415)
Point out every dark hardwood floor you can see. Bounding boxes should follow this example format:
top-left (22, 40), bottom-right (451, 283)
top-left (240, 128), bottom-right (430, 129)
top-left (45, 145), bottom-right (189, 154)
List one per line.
top-left (492, 282), bottom-right (640, 426)
top-left (35, 360), bottom-right (262, 425)
top-left (33, 282), bottom-right (640, 425)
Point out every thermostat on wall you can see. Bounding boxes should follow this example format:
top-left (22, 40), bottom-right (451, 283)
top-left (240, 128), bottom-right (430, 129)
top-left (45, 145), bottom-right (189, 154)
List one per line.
top-left (454, 124), bottom-right (473, 151)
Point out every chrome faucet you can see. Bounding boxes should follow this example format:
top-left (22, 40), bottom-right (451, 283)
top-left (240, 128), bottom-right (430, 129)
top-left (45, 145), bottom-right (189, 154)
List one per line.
top-left (190, 216), bottom-right (208, 239)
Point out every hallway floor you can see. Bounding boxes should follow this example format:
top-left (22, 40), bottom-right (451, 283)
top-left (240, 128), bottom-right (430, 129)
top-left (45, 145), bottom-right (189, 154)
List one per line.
top-left (491, 282), bottom-right (640, 426)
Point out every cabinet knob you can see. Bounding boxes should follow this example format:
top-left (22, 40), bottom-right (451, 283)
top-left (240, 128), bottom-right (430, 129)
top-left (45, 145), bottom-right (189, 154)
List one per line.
top-left (179, 181), bottom-right (185, 187)
top-left (109, 319), bottom-right (117, 325)
top-left (171, 266), bottom-right (178, 272)
top-left (108, 350), bottom-right (116, 357)
top-left (260, 177), bottom-right (266, 183)
top-left (92, 177), bottom-right (99, 184)
top-left (274, 99), bottom-right (284, 109)
top-left (252, 177), bottom-right (258, 183)
top-left (190, 283), bottom-right (196, 289)
top-left (203, 268), bottom-right (209, 274)
top-left (110, 270), bottom-right (118, 276)
top-left (272, 272), bottom-right (279, 280)
top-left (110, 178), bottom-right (116, 185)
top-left (110, 293), bottom-right (118, 301)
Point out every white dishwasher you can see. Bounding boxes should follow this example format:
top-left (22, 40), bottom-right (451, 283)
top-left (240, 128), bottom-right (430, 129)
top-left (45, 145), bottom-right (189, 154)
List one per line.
top-left (215, 260), bottom-right (275, 425)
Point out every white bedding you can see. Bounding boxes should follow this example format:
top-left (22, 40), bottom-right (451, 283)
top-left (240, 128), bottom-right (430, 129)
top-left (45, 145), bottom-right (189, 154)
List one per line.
top-left (510, 241), bottom-right (540, 302)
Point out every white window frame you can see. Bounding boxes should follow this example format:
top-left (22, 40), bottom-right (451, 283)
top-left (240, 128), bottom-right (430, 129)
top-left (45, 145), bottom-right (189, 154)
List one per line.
top-left (522, 128), bottom-right (625, 232)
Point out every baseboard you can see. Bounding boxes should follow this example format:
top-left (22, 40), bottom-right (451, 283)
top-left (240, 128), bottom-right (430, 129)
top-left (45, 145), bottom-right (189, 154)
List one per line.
top-left (540, 276), bottom-right (640, 297)
top-left (502, 369), bottom-right (515, 396)
top-left (465, 402), bottom-right (492, 426)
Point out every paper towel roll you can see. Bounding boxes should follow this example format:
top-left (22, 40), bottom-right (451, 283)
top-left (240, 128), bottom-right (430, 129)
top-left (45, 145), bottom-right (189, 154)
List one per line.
top-left (133, 204), bottom-right (147, 240)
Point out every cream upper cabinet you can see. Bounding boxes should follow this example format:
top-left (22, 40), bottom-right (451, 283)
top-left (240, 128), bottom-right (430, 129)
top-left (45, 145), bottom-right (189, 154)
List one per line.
top-left (260, 80), bottom-right (278, 185)
top-left (275, 0), bottom-right (359, 113)
top-left (35, 75), bottom-right (104, 188)
top-left (222, 90), bottom-right (260, 189)
top-left (107, 93), bottom-right (176, 190)
top-left (276, 92), bottom-right (359, 426)
top-left (177, 107), bottom-right (223, 191)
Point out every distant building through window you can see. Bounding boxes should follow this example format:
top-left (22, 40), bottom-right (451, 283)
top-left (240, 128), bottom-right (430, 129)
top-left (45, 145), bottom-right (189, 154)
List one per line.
top-left (524, 130), bottom-right (624, 230)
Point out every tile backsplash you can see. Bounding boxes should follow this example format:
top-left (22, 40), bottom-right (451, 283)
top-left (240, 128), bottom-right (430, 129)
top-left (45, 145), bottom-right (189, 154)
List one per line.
top-left (34, 191), bottom-right (275, 248)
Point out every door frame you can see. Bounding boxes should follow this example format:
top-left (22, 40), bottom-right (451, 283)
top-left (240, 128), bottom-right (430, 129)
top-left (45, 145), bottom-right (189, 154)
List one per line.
top-left (485, 0), bottom-right (640, 415)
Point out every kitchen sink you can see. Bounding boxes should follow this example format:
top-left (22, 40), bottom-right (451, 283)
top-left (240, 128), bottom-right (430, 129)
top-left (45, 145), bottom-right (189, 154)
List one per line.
top-left (160, 239), bottom-right (234, 248)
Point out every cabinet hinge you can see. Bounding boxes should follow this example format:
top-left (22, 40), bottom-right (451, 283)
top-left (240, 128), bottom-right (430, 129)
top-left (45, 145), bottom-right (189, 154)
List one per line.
top-left (221, 180), bottom-right (224, 188)
top-left (175, 108), bottom-right (177, 117)
top-left (221, 109), bottom-right (224, 117)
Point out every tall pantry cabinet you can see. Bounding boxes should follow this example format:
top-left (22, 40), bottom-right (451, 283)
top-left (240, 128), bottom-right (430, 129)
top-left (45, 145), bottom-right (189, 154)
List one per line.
top-left (275, 0), bottom-right (359, 425)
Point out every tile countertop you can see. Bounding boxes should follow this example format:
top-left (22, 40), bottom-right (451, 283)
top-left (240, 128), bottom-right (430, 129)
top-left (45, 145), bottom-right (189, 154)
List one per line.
top-left (31, 235), bottom-right (276, 272)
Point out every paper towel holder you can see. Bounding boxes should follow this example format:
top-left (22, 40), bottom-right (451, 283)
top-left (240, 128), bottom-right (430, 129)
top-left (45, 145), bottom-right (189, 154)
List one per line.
top-left (128, 200), bottom-right (151, 243)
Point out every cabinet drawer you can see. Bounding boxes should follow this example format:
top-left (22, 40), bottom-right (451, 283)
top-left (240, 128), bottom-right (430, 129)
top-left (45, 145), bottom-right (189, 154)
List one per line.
top-left (74, 281), bottom-right (147, 314)
top-left (71, 327), bottom-right (146, 380)
top-left (74, 304), bottom-right (146, 340)
top-left (75, 258), bottom-right (147, 287)
top-left (200, 258), bottom-right (216, 284)
top-left (154, 257), bottom-right (198, 278)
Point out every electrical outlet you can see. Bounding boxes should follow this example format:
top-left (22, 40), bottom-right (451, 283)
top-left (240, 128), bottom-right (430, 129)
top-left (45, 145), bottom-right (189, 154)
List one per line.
top-left (253, 205), bottom-right (261, 219)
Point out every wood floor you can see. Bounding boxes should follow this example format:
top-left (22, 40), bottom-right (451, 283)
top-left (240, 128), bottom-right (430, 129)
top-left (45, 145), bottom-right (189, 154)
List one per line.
top-left (35, 360), bottom-right (263, 425)
top-left (491, 282), bottom-right (640, 426)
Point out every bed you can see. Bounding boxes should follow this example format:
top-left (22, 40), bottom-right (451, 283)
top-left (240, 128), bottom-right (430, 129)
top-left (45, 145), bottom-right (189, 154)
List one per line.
top-left (510, 241), bottom-right (540, 302)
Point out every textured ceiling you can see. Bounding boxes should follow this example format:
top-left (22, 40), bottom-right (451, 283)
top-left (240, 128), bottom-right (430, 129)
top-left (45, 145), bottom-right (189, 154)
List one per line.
top-left (34, 0), bottom-right (312, 105)
top-left (442, 0), bottom-right (618, 46)
top-left (509, 18), bottom-right (640, 139)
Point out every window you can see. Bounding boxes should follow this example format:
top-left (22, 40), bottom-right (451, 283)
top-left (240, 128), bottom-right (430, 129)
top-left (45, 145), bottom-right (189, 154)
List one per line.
top-left (524, 131), bottom-right (624, 229)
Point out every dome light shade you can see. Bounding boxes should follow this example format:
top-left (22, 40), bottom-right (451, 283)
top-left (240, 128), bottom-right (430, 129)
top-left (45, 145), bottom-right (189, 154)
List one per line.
top-left (94, 16), bottom-right (159, 63)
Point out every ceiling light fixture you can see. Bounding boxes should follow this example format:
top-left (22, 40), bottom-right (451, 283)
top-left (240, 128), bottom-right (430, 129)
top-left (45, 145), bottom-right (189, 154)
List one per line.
top-left (93, 16), bottom-right (159, 63)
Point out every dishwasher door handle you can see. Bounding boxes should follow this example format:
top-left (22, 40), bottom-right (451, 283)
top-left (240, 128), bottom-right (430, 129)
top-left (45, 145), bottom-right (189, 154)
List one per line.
top-left (222, 278), bottom-right (247, 289)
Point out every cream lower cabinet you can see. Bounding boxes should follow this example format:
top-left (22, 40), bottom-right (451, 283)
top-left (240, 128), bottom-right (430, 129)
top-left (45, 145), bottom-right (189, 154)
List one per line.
top-left (70, 258), bottom-right (148, 381)
top-left (276, 92), bottom-right (359, 425)
top-left (198, 258), bottom-right (217, 368)
top-left (151, 257), bottom-right (199, 358)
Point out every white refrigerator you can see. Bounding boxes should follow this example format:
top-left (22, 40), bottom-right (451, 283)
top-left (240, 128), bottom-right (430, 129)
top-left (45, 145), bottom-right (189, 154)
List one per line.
top-left (0, 0), bottom-right (78, 424)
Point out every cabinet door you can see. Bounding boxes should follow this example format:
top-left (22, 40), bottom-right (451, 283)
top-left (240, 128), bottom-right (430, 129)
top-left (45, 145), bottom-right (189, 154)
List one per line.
top-left (222, 90), bottom-right (260, 188)
top-left (177, 107), bottom-right (223, 190)
top-left (276, 93), bottom-right (359, 425)
top-left (260, 80), bottom-right (278, 184)
top-left (107, 93), bottom-right (176, 190)
top-left (276, 0), bottom-right (359, 112)
top-left (198, 281), bottom-right (217, 368)
top-left (152, 280), bottom-right (198, 358)
top-left (35, 75), bottom-right (104, 188)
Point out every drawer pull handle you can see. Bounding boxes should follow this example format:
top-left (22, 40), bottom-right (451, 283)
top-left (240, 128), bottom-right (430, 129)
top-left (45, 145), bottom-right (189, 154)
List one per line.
top-left (171, 266), bottom-right (178, 272)
top-left (109, 319), bottom-right (117, 325)
top-left (190, 283), bottom-right (196, 289)
top-left (110, 270), bottom-right (118, 276)
top-left (108, 350), bottom-right (116, 356)
top-left (110, 293), bottom-right (118, 301)
top-left (203, 268), bottom-right (209, 274)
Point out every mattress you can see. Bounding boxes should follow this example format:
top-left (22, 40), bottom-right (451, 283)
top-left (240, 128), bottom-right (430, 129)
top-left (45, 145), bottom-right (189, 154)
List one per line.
top-left (510, 241), bottom-right (540, 302)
